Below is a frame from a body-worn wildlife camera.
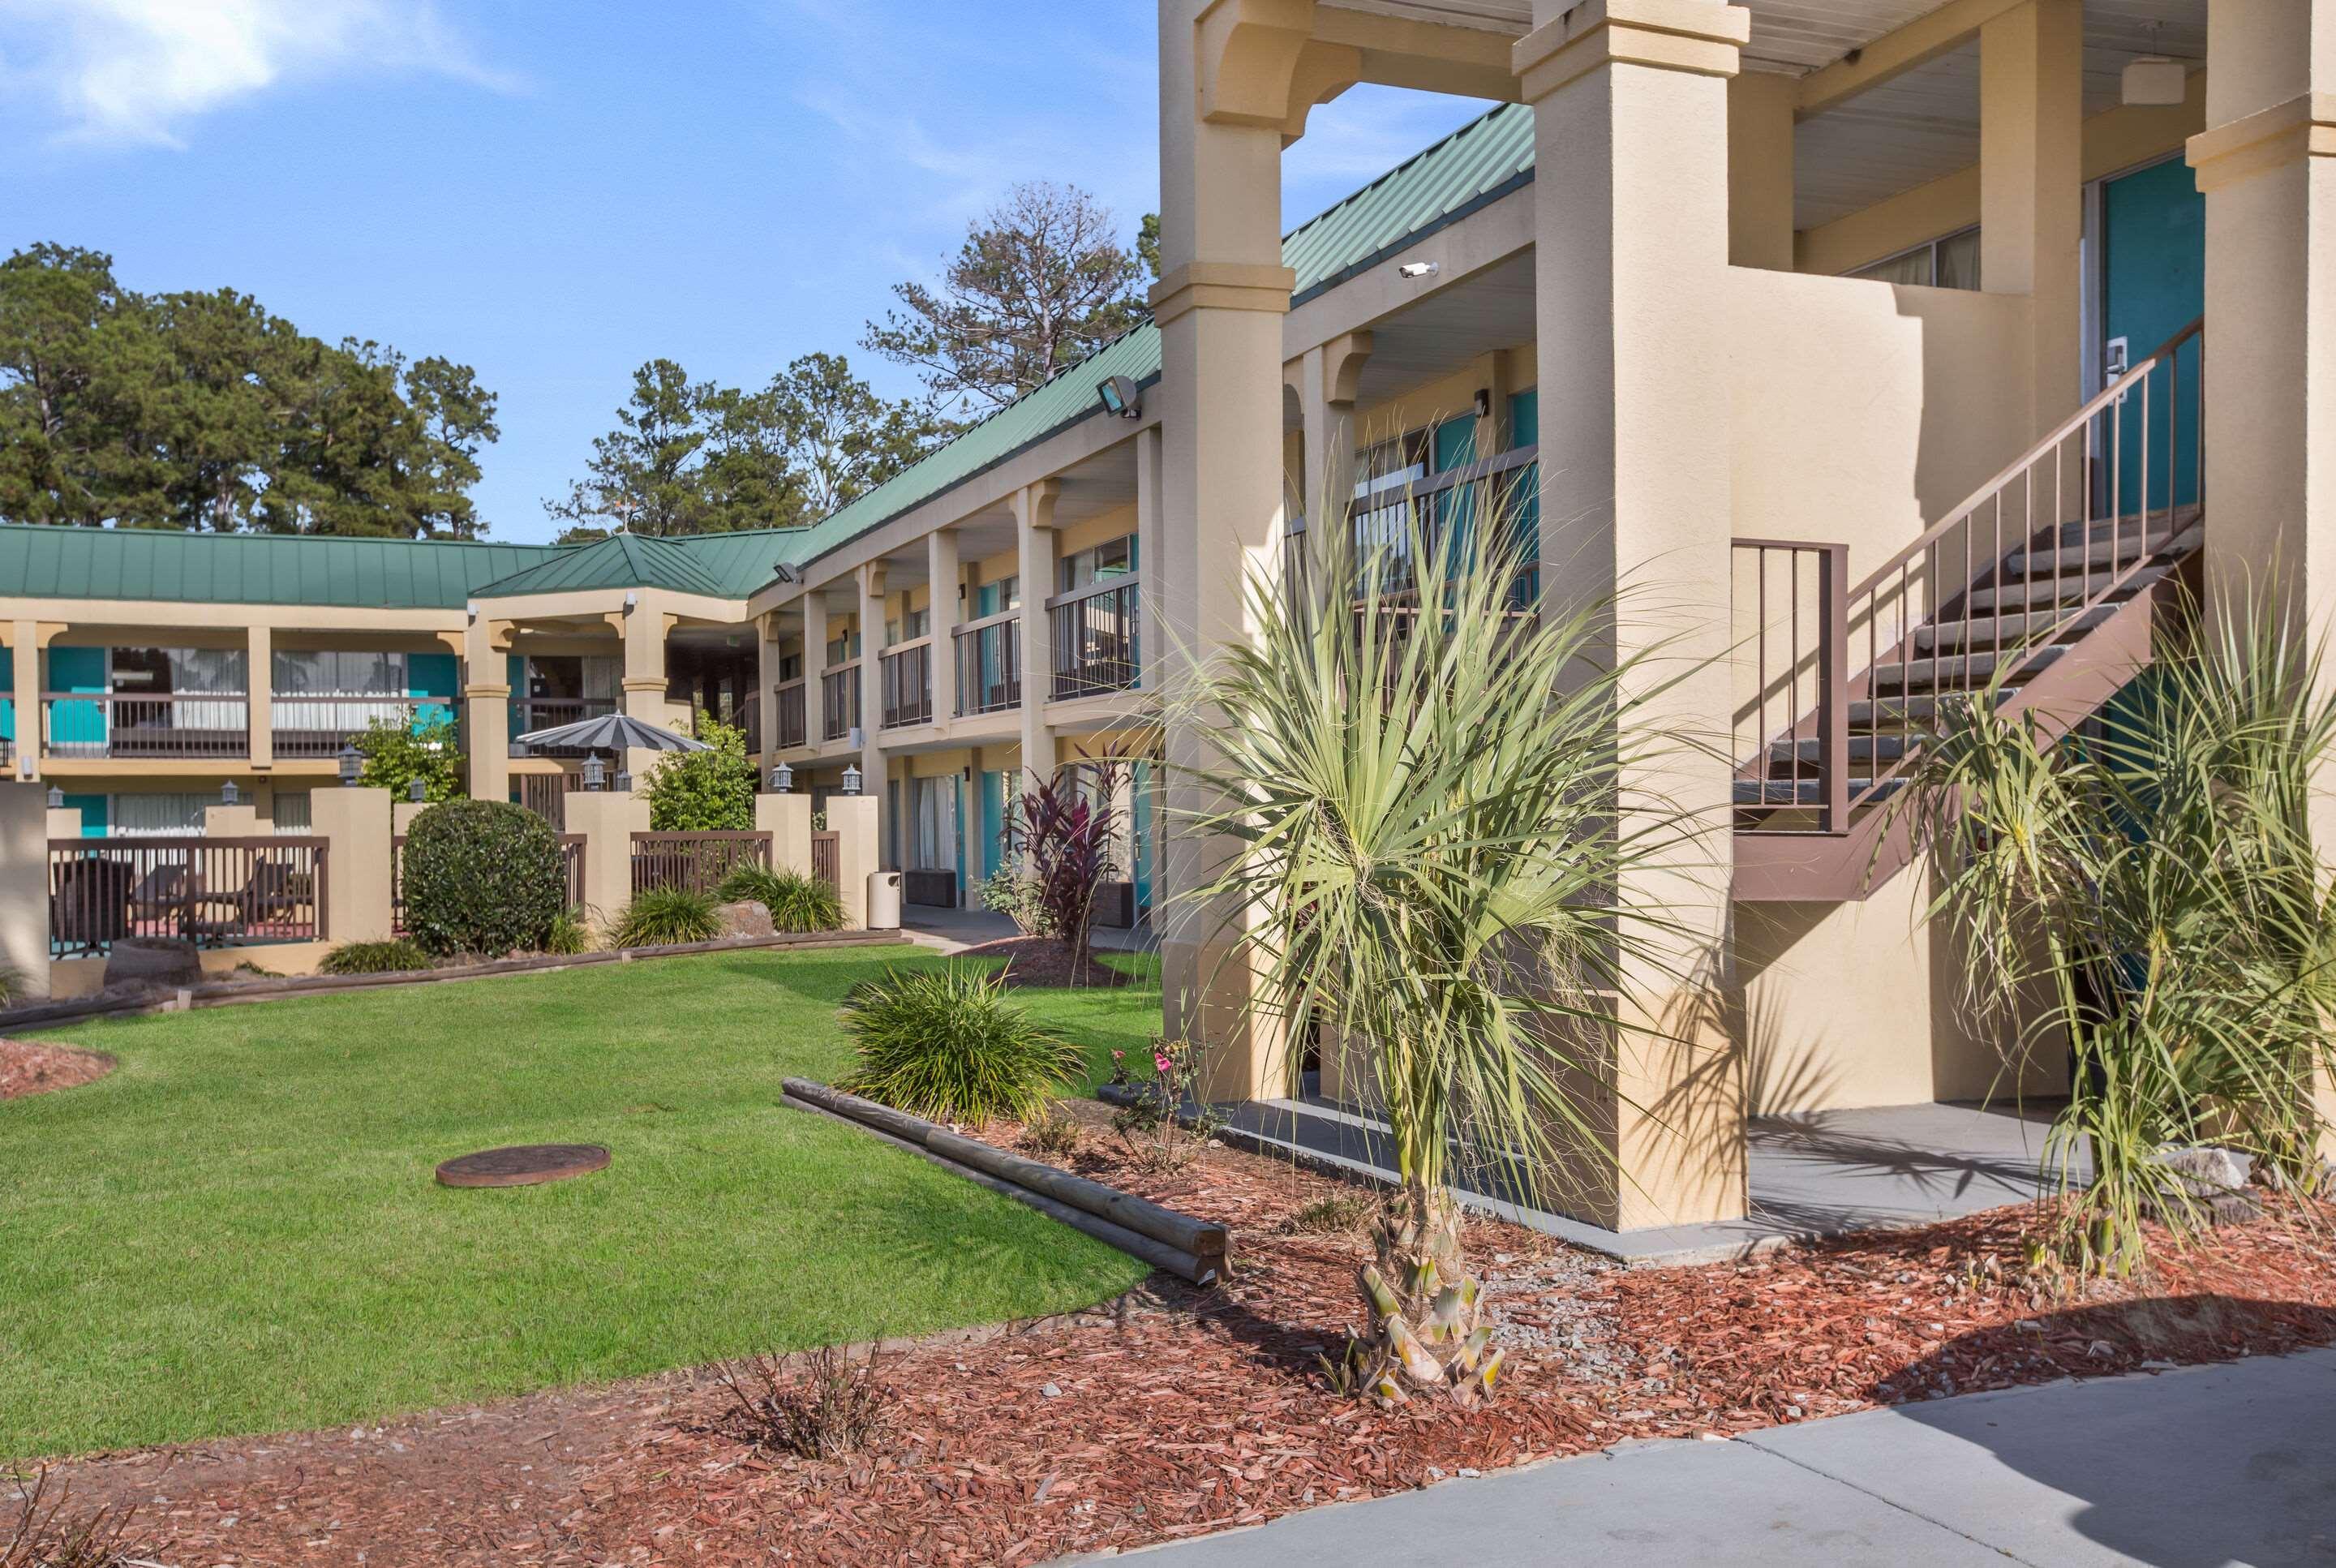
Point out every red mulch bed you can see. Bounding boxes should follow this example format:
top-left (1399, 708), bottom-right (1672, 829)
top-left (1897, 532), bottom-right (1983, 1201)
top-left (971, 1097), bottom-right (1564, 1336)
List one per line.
top-left (22, 1103), bottom-right (2336, 1566)
top-left (960, 935), bottom-right (1135, 989)
top-left (0, 1037), bottom-right (113, 1101)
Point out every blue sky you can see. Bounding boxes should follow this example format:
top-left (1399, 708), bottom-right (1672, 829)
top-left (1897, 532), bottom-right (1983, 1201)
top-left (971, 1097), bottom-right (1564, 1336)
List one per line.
top-left (0, 1), bottom-right (1493, 543)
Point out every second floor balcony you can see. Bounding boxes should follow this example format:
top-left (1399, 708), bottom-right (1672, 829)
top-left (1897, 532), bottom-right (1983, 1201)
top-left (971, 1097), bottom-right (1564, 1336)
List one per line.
top-left (955, 616), bottom-right (1020, 717)
top-left (1047, 578), bottom-right (1140, 700)
top-left (42, 692), bottom-right (251, 760)
top-left (510, 697), bottom-right (617, 758)
top-left (772, 680), bottom-right (807, 750)
top-left (820, 663), bottom-right (861, 743)
top-left (880, 640), bottom-right (933, 730)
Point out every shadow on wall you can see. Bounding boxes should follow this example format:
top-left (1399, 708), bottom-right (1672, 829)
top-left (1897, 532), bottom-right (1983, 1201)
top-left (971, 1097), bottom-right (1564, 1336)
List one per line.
top-left (1869, 1298), bottom-right (2336, 1568)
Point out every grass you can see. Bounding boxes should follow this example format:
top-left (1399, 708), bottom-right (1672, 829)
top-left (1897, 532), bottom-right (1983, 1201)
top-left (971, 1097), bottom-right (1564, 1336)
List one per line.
top-left (0, 944), bottom-right (1162, 1461)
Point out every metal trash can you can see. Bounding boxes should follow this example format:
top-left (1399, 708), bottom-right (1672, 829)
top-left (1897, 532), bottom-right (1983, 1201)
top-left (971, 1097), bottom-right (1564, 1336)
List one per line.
top-left (866, 870), bottom-right (902, 930)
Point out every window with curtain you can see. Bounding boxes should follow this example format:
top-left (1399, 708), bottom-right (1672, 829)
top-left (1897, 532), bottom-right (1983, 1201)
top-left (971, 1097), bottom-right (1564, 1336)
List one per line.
top-left (272, 651), bottom-right (407, 694)
top-left (271, 791), bottom-right (313, 832)
top-left (109, 792), bottom-right (212, 836)
top-left (109, 647), bottom-right (248, 694)
top-left (1849, 226), bottom-right (1982, 290)
top-left (907, 774), bottom-right (955, 870)
top-left (1058, 535), bottom-right (1136, 594)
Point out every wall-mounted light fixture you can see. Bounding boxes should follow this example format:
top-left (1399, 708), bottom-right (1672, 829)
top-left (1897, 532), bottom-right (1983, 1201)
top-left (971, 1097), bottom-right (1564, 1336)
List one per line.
top-left (1097, 374), bottom-right (1143, 420)
top-left (1473, 388), bottom-right (1492, 419)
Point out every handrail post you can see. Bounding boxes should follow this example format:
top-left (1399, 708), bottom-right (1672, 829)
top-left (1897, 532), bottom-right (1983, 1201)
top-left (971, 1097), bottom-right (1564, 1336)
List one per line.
top-left (1819, 543), bottom-right (1849, 835)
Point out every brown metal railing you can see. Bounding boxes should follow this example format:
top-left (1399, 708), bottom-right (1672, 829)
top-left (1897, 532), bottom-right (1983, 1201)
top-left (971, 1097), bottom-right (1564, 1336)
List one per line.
top-left (629, 830), bottom-right (772, 896)
top-left (512, 698), bottom-right (617, 757)
top-left (42, 693), bottom-right (250, 760)
top-left (1048, 579), bottom-right (1140, 699)
top-left (880, 640), bottom-right (933, 728)
top-left (775, 680), bottom-right (808, 749)
top-left (272, 695), bottom-right (457, 758)
top-left (954, 617), bottom-right (1021, 715)
top-left (1734, 317), bottom-right (2204, 834)
top-left (820, 664), bottom-right (861, 742)
top-left (49, 835), bottom-right (327, 956)
top-left (811, 830), bottom-right (840, 895)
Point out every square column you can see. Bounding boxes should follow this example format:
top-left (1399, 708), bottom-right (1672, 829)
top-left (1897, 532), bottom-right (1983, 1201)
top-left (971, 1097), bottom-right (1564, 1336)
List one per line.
top-left (311, 785), bottom-right (393, 944)
top-left (1291, 332), bottom-right (1372, 576)
top-left (1135, 426), bottom-right (1166, 694)
top-left (8, 620), bottom-right (58, 784)
top-left (801, 591), bottom-right (831, 746)
top-left (1726, 70), bottom-right (1795, 270)
top-left (929, 527), bottom-right (961, 727)
top-left (1517, 0), bottom-right (1750, 1230)
top-left (463, 616), bottom-right (510, 804)
top-left (1980, 0), bottom-right (2084, 438)
top-left (856, 563), bottom-right (886, 792)
top-left (754, 611), bottom-right (785, 766)
top-left (247, 623), bottom-right (273, 770)
top-left (0, 783), bottom-right (49, 999)
top-left (1015, 482), bottom-right (1060, 786)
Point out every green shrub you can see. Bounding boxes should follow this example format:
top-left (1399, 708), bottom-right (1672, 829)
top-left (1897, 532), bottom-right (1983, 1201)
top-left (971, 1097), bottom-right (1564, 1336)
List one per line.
top-left (401, 800), bottom-right (566, 957)
top-left (837, 964), bottom-right (1084, 1127)
top-left (612, 887), bottom-right (722, 948)
top-left (354, 711), bottom-right (464, 802)
top-left (716, 864), bottom-right (844, 933)
top-left (319, 939), bottom-right (432, 975)
top-left (0, 963), bottom-right (19, 1007)
top-left (642, 714), bottom-right (757, 831)
top-left (543, 907), bottom-right (594, 956)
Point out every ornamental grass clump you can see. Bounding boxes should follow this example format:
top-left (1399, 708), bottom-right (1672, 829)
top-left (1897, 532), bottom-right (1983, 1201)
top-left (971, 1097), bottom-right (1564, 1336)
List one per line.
top-left (837, 964), bottom-right (1084, 1127)
top-left (1177, 498), bottom-right (1713, 1410)
top-left (716, 864), bottom-right (844, 932)
top-left (401, 801), bottom-right (566, 958)
top-left (612, 887), bottom-right (722, 948)
top-left (1890, 589), bottom-right (2336, 1279)
top-left (318, 938), bottom-right (432, 975)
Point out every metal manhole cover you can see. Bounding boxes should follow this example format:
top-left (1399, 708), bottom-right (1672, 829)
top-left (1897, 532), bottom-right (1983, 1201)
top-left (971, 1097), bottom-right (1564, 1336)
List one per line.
top-left (435, 1143), bottom-right (611, 1188)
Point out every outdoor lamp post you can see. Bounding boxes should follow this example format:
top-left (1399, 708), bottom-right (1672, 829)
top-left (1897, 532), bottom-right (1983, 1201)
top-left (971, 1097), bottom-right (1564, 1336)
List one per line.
top-left (771, 762), bottom-right (793, 794)
top-left (46, 784), bottom-right (62, 810)
top-left (221, 780), bottom-right (240, 806)
top-left (613, 768), bottom-right (633, 793)
top-left (337, 742), bottom-right (362, 786)
top-left (408, 777), bottom-right (427, 803)
top-left (841, 763), bottom-right (862, 796)
top-left (580, 754), bottom-right (607, 792)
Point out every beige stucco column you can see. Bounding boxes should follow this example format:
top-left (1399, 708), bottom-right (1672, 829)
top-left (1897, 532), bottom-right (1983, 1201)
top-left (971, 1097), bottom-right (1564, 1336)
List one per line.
top-left (247, 623), bottom-right (273, 770)
top-left (754, 611), bottom-right (784, 767)
top-left (2190, 0), bottom-right (2336, 1153)
top-left (0, 782), bottom-right (49, 998)
top-left (1726, 69), bottom-right (1796, 270)
top-left (1015, 481), bottom-right (1060, 788)
top-left (311, 784), bottom-right (393, 944)
top-left (1291, 332), bottom-right (1373, 573)
top-left (563, 788), bottom-right (651, 934)
top-left (827, 793), bottom-right (880, 929)
top-left (855, 563), bottom-right (887, 799)
top-left (929, 527), bottom-right (961, 726)
top-left (1518, 0), bottom-right (1749, 1231)
top-left (801, 590), bottom-right (831, 746)
top-left (462, 616), bottom-right (510, 804)
top-left (755, 789), bottom-right (813, 877)
top-left (616, 599), bottom-right (675, 783)
top-left (1155, 0), bottom-right (1308, 1104)
top-left (1135, 425), bottom-right (1166, 694)
top-left (1980, 0), bottom-right (2083, 439)
top-left (9, 620), bottom-right (55, 784)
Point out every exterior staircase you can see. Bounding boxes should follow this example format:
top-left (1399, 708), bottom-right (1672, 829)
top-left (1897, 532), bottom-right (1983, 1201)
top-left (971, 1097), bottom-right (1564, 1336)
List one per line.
top-left (1731, 319), bottom-right (2204, 902)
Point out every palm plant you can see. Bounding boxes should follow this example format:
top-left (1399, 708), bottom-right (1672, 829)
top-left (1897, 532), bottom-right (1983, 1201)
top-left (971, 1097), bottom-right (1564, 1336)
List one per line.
top-left (1890, 590), bottom-right (2336, 1277)
top-left (1175, 506), bottom-right (1714, 1407)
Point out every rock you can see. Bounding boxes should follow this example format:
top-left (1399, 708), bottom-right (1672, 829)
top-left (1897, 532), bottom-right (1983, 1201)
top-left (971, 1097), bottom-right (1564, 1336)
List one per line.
top-left (713, 900), bottom-right (775, 940)
top-left (105, 935), bottom-right (202, 990)
top-left (2147, 1145), bottom-right (2261, 1225)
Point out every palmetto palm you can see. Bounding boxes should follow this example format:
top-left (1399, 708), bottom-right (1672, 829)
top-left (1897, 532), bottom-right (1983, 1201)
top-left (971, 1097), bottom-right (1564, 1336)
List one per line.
top-left (1890, 589), bottom-right (2336, 1276)
top-left (1174, 509), bottom-right (1711, 1404)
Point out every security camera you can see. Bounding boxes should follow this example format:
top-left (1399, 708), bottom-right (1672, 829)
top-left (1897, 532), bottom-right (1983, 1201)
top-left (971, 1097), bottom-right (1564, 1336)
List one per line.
top-left (1398, 260), bottom-right (1441, 280)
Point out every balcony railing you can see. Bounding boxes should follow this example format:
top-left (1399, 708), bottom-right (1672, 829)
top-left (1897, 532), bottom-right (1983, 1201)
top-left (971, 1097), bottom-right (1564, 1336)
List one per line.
top-left (1288, 443), bottom-right (1543, 610)
top-left (774, 680), bottom-right (808, 750)
top-left (880, 639), bottom-right (933, 729)
top-left (1047, 579), bottom-right (1140, 700)
top-left (511, 697), bottom-right (616, 757)
top-left (820, 664), bottom-right (861, 742)
top-left (954, 616), bottom-right (1020, 716)
top-left (42, 693), bottom-right (251, 759)
top-left (271, 695), bottom-right (457, 758)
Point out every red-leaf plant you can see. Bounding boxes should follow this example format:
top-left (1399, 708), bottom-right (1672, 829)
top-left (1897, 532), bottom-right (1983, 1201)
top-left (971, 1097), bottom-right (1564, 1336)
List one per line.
top-left (1015, 746), bottom-right (1130, 976)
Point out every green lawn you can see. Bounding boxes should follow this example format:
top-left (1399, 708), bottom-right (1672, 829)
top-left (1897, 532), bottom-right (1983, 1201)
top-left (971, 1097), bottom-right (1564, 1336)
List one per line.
top-left (0, 944), bottom-right (1162, 1460)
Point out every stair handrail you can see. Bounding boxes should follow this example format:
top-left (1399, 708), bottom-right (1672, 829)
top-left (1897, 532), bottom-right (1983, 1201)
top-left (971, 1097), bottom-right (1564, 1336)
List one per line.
top-left (1849, 316), bottom-right (2205, 606)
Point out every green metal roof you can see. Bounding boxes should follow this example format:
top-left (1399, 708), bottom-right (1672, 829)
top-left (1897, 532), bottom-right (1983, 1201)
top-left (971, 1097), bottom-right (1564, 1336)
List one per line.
top-left (778, 102), bottom-right (1535, 578)
top-left (471, 527), bottom-right (805, 600)
top-left (0, 522), bottom-right (565, 610)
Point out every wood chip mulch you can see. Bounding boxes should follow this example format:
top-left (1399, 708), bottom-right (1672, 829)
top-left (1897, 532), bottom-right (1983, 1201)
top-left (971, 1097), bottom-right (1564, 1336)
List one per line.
top-left (0, 1037), bottom-right (113, 1100)
top-left (956, 935), bottom-right (1136, 989)
top-left (19, 1104), bottom-right (2336, 1567)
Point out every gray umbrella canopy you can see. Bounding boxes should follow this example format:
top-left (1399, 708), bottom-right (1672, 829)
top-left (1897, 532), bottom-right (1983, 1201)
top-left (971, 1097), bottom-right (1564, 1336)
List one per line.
top-left (510, 712), bottom-right (711, 753)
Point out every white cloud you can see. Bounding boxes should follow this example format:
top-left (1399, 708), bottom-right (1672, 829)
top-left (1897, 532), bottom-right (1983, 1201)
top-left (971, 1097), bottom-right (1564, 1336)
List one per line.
top-left (0, 0), bottom-right (511, 148)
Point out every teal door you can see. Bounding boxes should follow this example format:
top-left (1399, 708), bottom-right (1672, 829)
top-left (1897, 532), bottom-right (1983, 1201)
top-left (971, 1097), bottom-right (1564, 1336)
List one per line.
top-left (1505, 389), bottom-right (1541, 604)
top-left (1432, 413), bottom-right (1479, 553)
top-left (48, 647), bottom-right (108, 752)
top-left (1131, 759), bottom-right (1153, 915)
top-left (2102, 157), bottom-right (2205, 513)
top-left (979, 769), bottom-right (1006, 879)
top-left (408, 651), bottom-right (458, 732)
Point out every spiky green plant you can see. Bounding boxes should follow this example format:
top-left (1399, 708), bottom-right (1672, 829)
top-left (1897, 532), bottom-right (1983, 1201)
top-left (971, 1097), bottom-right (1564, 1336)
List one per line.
top-left (1890, 587), bottom-right (2336, 1277)
top-left (716, 864), bottom-right (845, 933)
top-left (318, 938), bottom-right (432, 975)
top-left (543, 907), bottom-right (594, 956)
top-left (836, 964), bottom-right (1084, 1127)
top-left (1175, 505), bottom-right (1716, 1407)
top-left (611, 887), bottom-right (723, 949)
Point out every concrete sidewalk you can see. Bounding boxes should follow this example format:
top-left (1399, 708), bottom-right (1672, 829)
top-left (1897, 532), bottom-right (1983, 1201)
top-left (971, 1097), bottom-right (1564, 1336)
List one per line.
top-left (1098, 1348), bottom-right (2336, 1566)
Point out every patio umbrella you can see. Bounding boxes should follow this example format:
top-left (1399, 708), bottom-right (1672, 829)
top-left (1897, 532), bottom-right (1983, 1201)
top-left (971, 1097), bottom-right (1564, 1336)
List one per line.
top-left (511, 712), bottom-right (711, 753)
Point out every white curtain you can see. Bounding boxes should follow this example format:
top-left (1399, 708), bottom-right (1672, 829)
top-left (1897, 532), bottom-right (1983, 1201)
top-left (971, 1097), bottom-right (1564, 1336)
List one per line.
top-left (109, 793), bottom-right (209, 836)
top-left (582, 656), bottom-right (621, 706)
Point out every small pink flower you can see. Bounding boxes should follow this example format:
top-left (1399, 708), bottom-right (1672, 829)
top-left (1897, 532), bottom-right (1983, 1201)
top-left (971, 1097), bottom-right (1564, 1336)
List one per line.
top-left (1111, 1049), bottom-right (1125, 1062)
top-left (1153, 1050), bottom-right (1174, 1075)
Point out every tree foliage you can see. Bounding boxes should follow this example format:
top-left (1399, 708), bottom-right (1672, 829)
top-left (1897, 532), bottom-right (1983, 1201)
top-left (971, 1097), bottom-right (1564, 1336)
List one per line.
top-left (861, 183), bottom-right (1150, 426)
top-left (0, 243), bottom-right (498, 535)
top-left (544, 353), bottom-right (936, 537)
top-left (641, 712), bottom-right (758, 831)
top-left (353, 712), bottom-right (465, 803)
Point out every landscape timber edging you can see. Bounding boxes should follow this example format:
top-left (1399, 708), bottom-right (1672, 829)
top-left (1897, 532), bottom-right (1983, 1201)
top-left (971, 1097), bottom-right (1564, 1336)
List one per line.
top-left (782, 1077), bottom-right (1230, 1286)
top-left (0, 930), bottom-right (902, 1032)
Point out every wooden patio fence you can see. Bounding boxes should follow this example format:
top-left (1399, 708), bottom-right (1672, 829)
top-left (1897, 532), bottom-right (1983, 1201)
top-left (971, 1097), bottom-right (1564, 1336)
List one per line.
top-left (49, 835), bottom-right (327, 956)
top-left (629, 831), bottom-right (771, 896)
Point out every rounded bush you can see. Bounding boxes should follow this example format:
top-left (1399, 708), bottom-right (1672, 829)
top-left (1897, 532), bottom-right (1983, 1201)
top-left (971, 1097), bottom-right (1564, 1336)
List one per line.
top-left (837, 964), bottom-right (1084, 1127)
top-left (402, 801), bottom-right (565, 958)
